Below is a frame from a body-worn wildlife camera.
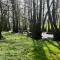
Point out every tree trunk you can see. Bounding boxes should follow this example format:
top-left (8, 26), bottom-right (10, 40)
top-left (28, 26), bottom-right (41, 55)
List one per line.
top-left (0, 0), bottom-right (2, 39)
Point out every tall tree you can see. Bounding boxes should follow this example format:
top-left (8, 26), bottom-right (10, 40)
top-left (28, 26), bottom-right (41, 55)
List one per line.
top-left (52, 0), bottom-right (60, 40)
top-left (0, 0), bottom-right (2, 39)
top-left (30, 0), bottom-right (42, 39)
top-left (10, 0), bottom-right (19, 33)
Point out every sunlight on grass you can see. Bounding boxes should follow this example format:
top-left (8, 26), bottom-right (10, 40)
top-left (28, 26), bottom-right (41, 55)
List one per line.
top-left (0, 32), bottom-right (60, 60)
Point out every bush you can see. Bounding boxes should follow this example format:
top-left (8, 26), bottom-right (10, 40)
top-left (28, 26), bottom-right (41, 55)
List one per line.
top-left (54, 29), bottom-right (60, 41)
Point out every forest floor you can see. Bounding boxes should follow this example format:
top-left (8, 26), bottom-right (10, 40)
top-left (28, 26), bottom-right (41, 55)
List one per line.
top-left (0, 32), bottom-right (60, 60)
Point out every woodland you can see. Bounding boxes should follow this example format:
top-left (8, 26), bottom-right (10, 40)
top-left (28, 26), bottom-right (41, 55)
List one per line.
top-left (0, 0), bottom-right (60, 60)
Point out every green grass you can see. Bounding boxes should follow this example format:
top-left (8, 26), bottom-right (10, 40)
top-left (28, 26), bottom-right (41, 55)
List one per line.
top-left (0, 32), bottom-right (60, 60)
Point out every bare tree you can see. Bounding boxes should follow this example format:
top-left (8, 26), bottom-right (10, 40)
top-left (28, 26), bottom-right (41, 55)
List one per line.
top-left (0, 0), bottom-right (3, 39)
top-left (10, 0), bottom-right (19, 33)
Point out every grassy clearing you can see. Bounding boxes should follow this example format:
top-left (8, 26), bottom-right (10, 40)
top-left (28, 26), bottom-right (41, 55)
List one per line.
top-left (0, 32), bottom-right (60, 60)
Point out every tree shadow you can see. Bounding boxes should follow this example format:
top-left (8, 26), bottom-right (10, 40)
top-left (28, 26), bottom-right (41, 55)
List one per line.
top-left (44, 41), bottom-right (56, 54)
top-left (46, 39), bottom-right (60, 49)
top-left (44, 41), bottom-right (59, 60)
top-left (56, 41), bottom-right (60, 49)
top-left (32, 40), bottom-right (48, 60)
top-left (0, 37), bottom-right (16, 45)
